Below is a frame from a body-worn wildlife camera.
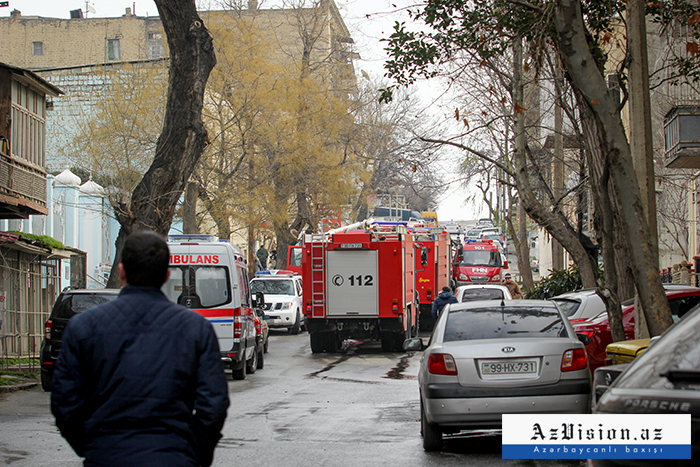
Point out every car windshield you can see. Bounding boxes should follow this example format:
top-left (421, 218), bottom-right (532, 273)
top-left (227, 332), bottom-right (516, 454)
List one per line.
top-left (251, 279), bottom-right (295, 295)
top-left (443, 306), bottom-right (567, 341)
top-left (612, 304), bottom-right (700, 391)
top-left (551, 298), bottom-right (581, 317)
top-left (460, 250), bottom-right (501, 267)
top-left (460, 288), bottom-right (505, 302)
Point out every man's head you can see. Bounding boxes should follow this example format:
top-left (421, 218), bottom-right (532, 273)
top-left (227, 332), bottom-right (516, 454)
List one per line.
top-left (119, 231), bottom-right (170, 288)
top-left (442, 286), bottom-right (451, 293)
top-left (504, 273), bottom-right (512, 282)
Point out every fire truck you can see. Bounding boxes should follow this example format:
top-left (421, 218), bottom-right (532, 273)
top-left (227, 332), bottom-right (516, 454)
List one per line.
top-left (452, 239), bottom-right (508, 286)
top-left (301, 220), bottom-right (419, 353)
top-left (410, 227), bottom-right (451, 332)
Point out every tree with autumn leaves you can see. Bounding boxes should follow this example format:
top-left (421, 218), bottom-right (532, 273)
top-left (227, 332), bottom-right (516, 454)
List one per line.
top-left (384, 0), bottom-right (700, 337)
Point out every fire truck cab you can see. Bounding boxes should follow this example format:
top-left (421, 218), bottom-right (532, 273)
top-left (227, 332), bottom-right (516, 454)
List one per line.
top-left (452, 239), bottom-right (508, 286)
top-left (302, 221), bottom-right (419, 353)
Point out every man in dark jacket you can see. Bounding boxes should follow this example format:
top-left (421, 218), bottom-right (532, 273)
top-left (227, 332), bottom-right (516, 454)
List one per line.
top-left (51, 231), bottom-right (230, 467)
top-left (432, 286), bottom-right (458, 322)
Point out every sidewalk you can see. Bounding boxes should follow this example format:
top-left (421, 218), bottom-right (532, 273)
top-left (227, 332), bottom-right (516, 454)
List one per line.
top-left (0, 367), bottom-right (40, 393)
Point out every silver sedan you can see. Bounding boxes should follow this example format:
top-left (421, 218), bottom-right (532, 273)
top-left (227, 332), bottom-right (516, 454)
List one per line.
top-left (404, 299), bottom-right (591, 451)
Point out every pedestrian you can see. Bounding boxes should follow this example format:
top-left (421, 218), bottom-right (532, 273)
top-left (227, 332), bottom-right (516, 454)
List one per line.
top-left (432, 286), bottom-right (458, 322)
top-left (51, 231), bottom-right (230, 467)
top-left (256, 244), bottom-right (269, 270)
top-left (502, 273), bottom-right (523, 299)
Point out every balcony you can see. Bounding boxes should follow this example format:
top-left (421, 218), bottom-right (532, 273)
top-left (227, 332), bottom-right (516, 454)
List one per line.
top-left (664, 106), bottom-right (700, 169)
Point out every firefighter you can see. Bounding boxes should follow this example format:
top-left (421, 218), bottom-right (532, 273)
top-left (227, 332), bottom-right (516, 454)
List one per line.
top-left (432, 286), bottom-right (458, 322)
top-left (502, 273), bottom-right (523, 299)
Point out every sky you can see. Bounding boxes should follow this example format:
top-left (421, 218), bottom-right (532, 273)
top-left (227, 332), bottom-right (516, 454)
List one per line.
top-left (3, 0), bottom-right (483, 221)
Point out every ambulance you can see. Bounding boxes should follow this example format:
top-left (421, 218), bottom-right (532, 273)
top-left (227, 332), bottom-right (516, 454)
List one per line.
top-left (163, 234), bottom-right (259, 380)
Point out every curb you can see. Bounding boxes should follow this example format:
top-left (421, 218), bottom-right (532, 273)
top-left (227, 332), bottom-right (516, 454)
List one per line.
top-left (0, 382), bottom-right (40, 393)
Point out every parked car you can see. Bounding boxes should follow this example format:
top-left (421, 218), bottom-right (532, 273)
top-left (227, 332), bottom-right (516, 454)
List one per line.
top-left (39, 288), bottom-right (121, 391)
top-left (250, 271), bottom-right (304, 334)
top-left (592, 301), bottom-right (700, 466)
top-left (550, 289), bottom-right (608, 323)
top-left (404, 300), bottom-right (591, 451)
top-left (453, 284), bottom-right (512, 302)
top-left (253, 308), bottom-right (269, 370)
top-left (573, 285), bottom-right (700, 374)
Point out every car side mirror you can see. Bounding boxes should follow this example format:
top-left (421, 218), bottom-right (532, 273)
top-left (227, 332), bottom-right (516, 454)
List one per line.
top-left (503, 259), bottom-right (509, 269)
top-left (252, 291), bottom-right (265, 309)
top-left (403, 337), bottom-right (424, 351)
top-left (576, 333), bottom-right (590, 345)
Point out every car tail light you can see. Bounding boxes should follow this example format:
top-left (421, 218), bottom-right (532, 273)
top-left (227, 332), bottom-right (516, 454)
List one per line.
top-left (577, 330), bottom-right (595, 341)
top-left (427, 353), bottom-right (458, 375)
top-left (44, 320), bottom-right (53, 340)
top-left (254, 316), bottom-right (261, 335)
top-left (233, 308), bottom-right (242, 338)
top-left (569, 318), bottom-right (587, 323)
top-left (561, 348), bottom-right (588, 372)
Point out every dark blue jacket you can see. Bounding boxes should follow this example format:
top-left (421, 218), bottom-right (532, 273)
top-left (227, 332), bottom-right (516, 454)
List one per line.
top-left (51, 286), bottom-right (230, 467)
top-left (432, 291), bottom-right (458, 322)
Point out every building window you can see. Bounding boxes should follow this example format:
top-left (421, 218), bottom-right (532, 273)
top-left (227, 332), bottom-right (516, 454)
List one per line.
top-left (107, 39), bottom-right (120, 60)
top-left (33, 42), bottom-right (44, 56)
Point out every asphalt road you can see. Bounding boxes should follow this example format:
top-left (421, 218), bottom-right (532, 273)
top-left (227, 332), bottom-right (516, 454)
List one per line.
top-left (1, 330), bottom-right (582, 467)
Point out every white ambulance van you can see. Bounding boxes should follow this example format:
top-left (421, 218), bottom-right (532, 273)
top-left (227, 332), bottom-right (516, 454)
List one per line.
top-left (163, 234), bottom-right (258, 379)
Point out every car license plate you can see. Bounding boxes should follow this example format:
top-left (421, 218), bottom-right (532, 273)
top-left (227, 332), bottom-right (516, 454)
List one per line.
top-left (481, 360), bottom-right (537, 375)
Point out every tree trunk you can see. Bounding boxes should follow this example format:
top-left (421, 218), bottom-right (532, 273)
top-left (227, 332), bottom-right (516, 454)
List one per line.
top-left (107, 0), bottom-right (216, 287)
top-left (554, 0), bottom-right (673, 336)
top-left (182, 181), bottom-right (199, 234)
top-left (512, 36), bottom-right (598, 289)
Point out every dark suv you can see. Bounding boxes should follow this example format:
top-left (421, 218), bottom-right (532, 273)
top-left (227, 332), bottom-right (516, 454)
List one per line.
top-left (39, 288), bottom-right (120, 391)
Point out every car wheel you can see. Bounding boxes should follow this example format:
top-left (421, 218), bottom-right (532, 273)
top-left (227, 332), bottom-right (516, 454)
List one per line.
top-left (232, 362), bottom-right (246, 380)
top-left (40, 369), bottom-right (52, 392)
top-left (290, 310), bottom-right (301, 335)
top-left (256, 346), bottom-right (264, 369)
top-left (246, 346), bottom-right (258, 374)
top-left (421, 400), bottom-right (443, 451)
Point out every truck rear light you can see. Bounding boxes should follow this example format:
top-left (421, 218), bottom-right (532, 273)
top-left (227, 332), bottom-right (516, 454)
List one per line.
top-left (306, 301), bottom-right (312, 315)
top-left (427, 353), bottom-right (458, 375)
top-left (44, 320), bottom-right (53, 340)
top-left (233, 308), bottom-right (242, 338)
top-left (392, 299), bottom-right (399, 312)
top-left (427, 288), bottom-right (432, 299)
top-left (561, 348), bottom-right (588, 372)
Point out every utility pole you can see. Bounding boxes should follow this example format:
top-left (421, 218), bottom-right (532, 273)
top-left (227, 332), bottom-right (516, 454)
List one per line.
top-left (628, 0), bottom-right (658, 338)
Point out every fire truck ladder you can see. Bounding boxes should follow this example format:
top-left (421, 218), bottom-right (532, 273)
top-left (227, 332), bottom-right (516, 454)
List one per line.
top-left (307, 234), bottom-right (327, 318)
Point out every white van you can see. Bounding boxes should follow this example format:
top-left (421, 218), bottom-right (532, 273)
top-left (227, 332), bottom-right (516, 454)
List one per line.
top-left (163, 234), bottom-right (258, 379)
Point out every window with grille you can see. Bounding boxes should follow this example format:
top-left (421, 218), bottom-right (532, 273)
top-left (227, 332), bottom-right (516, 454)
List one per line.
top-left (32, 42), bottom-right (44, 56)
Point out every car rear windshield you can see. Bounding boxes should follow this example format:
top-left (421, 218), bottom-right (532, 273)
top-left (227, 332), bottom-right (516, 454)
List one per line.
top-left (51, 293), bottom-right (118, 319)
top-left (444, 307), bottom-right (567, 341)
top-left (461, 289), bottom-right (505, 302)
top-left (551, 298), bottom-right (581, 317)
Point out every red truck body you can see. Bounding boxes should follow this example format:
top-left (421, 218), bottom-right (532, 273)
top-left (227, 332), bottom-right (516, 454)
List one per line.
top-left (301, 223), bottom-right (419, 352)
top-left (411, 228), bottom-right (451, 332)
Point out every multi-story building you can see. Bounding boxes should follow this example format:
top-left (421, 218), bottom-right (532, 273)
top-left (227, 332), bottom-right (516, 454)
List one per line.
top-left (0, 62), bottom-right (86, 360)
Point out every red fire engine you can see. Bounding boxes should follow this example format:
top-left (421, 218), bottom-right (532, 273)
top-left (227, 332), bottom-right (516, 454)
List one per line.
top-left (302, 221), bottom-right (419, 353)
top-left (452, 239), bottom-right (508, 286)
top-left (410, 228), bottom-right (451, 332)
